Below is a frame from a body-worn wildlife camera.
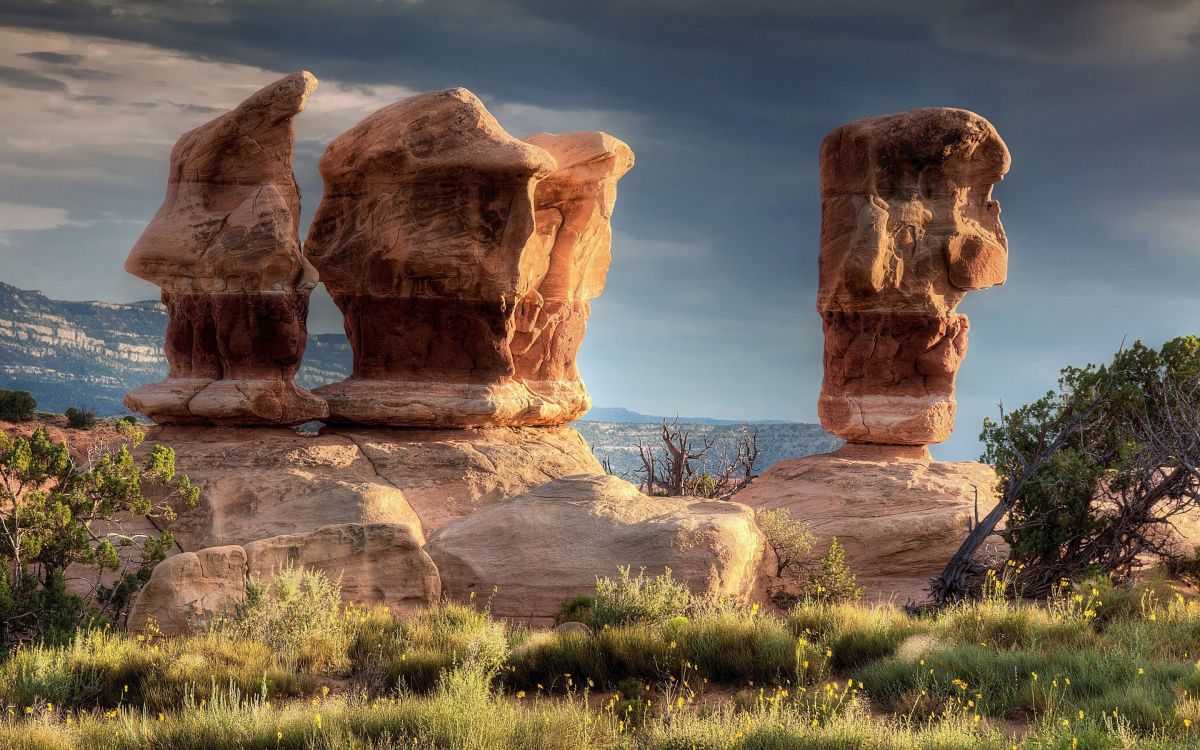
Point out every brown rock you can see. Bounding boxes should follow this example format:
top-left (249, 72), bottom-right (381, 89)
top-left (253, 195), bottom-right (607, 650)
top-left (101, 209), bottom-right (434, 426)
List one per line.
top-left (123, 71), bottom-right (326, 427)
top-left (733, 444), bottom-right (1005, 602)
top-left (817, 108), bottom-right (1009, 445)
top-left (127, 545), bottom-right (246, 635)
top-left (142, 424), bottom-right (604, 546)
top-left (511, 132), bottom-right (635, 423)
top-left (426, 474), bottom-right (764, 623)
top-left (245, 523), bottom-right (440, 615)
top-left (304, 88), bottom-right (559, 427)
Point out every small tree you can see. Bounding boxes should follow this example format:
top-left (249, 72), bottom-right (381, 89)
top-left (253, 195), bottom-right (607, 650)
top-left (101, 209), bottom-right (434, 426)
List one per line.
top-left (0, 421), bottom-right (199, 645)
top-left (756, 507), bottom-right (815, 578)
top-left (807, 538), bottom-right (863, 603)
top-left (0, 390), bottom-right (36, 422)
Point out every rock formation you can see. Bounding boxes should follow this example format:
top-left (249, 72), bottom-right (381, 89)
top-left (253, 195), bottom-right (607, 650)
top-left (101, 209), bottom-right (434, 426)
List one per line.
top-left (129, 524), bottom-right (441, 635)
top-left (817, 108), bottom-right (1009, 446)
top-left (127, 545), bottom-right (246, 635)
top-left (141, 425), bottom-right (605, 547)
top-left (244, 523), bottom-right (440, 616)
top-left (427, 474), bottom-right (764, 622)
top-left (511, 132), bottom-right (635, 423)
top-left (733, 444), bottom-right (1004, 602)
top-left (123, 71), bottom-right (327, 426)
top-left (304, 88), bottom-right (558, 427)
top-left (734, 108), bottom-right (1011, 602)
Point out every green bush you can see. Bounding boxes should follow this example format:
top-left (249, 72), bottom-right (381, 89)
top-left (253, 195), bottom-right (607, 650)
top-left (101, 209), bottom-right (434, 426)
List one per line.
top-left (63, 407), bottom-right (96, 430)
top-left (222, 565), bottom-right (351, 673)
top-left (0, 389), bottom-right (36, 422)
top-left (589, 566), bottom-right (691, 629)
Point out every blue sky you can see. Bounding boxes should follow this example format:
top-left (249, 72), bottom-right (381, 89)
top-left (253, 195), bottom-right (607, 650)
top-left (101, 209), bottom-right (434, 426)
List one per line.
top-left (0, 0), bottom-right (1199, 460)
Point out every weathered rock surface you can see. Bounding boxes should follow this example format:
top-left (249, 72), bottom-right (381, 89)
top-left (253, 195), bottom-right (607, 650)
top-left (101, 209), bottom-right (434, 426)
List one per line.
top-left (141, 424), bottom-right (604, 547)
top-left (245, 523), bottom-right (440, 615)
top-left (124, 71), bottom-right (326, 427)
top-left (426, 474), bottom-right (765, 622)
top-left (511, 131), bottom-right (634, 424)
top-left (127, 545), bottom-right (246, 635)
top-left (817, 108), bottom-right (1009, 445)
top-left (733, 445), bottom-right (1005, 602)
top-left (305, 88), bottom-right (559, 427)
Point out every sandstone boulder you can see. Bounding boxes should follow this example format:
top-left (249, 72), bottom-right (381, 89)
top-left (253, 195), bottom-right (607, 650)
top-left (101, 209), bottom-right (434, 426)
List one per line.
top-left (245, 523), bottom-right (440, 615)
top-left (426, 474), bottom-right (765, 622)
top-left (511, 131), bottom-right (635, 424)
top-left (127, 545), bottom-right (246, 635)
top-left (124, 71), bottom-right (326, 426)
top-left (817, 108), bottom-right (1009, 445)
top-left (142, 424), bottom-right (604, 547)
top-left (304, 88), bottom-right (559, 428)
top-left (733, 444), bottom-right (1005, 602)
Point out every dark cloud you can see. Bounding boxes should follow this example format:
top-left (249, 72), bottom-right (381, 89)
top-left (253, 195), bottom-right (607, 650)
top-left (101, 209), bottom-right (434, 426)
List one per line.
top-left (54, 66), bottom-right (118, 80)
top-left (0, 63), bottom-right (65, 91)
top-left (20, 50), bottom-right (85, 64)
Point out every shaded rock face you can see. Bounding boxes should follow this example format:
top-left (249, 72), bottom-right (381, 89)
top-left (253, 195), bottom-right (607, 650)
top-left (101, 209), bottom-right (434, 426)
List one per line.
top-left (426, 474), bottom-right (765, 623)
top-left (124, 71), bottom-right (326, 426)
top-left (245, 523), bottom-right (440, 616)
top-left (511, 132), bottom-right (635, 423)
top-left (734, 445), bottom-right (1005, 603)
top-left (817, 108), bottom-right (1009, 446)
top-left (304, 88), bottom-right (558, 427)
top-left (127, 545), bottom-right (246, 635)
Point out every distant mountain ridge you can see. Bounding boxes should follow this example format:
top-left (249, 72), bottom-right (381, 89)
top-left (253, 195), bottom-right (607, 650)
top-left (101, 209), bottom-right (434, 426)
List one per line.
top-left (580, 406), bottom-right (794, 425)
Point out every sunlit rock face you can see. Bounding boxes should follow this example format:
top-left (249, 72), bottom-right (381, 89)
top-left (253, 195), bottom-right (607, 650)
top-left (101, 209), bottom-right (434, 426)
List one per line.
top-left (511, 131), bottom-right (635, 424)
top-left (816, 108), bottom-right (1009, 445)
top-left (123, 71), bottom-right (327, 426)
top-left (304, 87), bottom-right (562, 427)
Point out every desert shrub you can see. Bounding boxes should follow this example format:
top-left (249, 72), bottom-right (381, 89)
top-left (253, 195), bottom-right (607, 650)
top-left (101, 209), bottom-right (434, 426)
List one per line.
top-left (0, 422), bottom-right (197, 646)
top-left (554, 594), bottom-right (594, 626)
top-left (757, 507), bottom-right (815, 579)
top-left (349, 602), bottom-right (509, 694)
top-left (805, 537), bottom-right (863, 603)
top-left (665, 607), bottom-right (797, 684)
top-left (588, 566), bottom-right (691, 629)
top-left (0, 389), bottom-right (36, 422)
top-left (222, 565), bottom-right (351, 673)
top-left (63, 407), bottom-right (95, 430)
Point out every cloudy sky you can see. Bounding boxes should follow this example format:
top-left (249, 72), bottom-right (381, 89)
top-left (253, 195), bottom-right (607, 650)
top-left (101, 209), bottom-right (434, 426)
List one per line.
top-left (1, 0), bottom-right (1199, 460)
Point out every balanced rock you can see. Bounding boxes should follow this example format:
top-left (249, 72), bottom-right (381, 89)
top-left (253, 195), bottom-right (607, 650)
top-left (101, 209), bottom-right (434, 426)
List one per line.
top-left (141, 425), bottom-right (604, 547)
top-left (245, 523), bottom-right (440, 615)
top-left (124, 71), bottom-right (327, 426)
top-left (734, 445), bottom-right (1005, 602)
top-left (426, 474), bottom-right (765, 623)
top-left (817, 108), bottom-right (1009, 445)
top-left (305, 88), bottom-right (559, 427)
top-left (511, 132), bottom-right (635, 424)
top-left (127, 545), bottom-right (246, 635)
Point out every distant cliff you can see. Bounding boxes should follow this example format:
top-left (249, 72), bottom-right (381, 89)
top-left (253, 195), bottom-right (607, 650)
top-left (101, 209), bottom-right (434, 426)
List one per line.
top-left (0, 282), bottom-right (352, 414)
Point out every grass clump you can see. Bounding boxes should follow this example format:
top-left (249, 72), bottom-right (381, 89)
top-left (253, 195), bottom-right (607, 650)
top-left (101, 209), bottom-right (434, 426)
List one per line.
top-left (587, 566), bottom-right (691, 629)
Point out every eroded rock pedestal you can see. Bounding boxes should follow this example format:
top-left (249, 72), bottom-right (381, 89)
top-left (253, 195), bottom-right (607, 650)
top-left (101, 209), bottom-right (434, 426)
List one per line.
top-left (817, 108), bottom-right (1008, 445)
top-left (305, 88), bottom-right (557, 427)
top-left (123, 71), bottom-right (326, 426)
top-left (734, 108), bottom-right (1012, 602)
top-left (511, 132), bottom-right (635, 423)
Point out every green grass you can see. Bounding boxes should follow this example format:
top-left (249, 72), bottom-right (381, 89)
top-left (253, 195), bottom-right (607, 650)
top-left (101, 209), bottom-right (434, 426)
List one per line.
top-left (9, 576), bottom-right (1200, 747)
